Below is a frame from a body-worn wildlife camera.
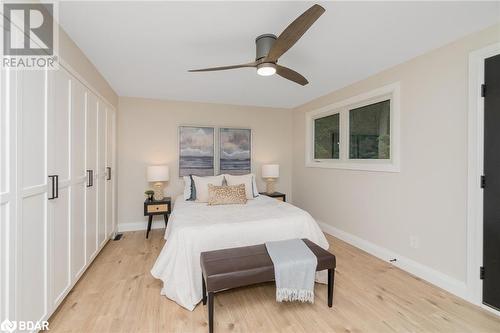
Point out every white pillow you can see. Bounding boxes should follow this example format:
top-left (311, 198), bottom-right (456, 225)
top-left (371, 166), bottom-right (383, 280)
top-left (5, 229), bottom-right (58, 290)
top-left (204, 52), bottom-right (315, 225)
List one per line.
top-left (252, 174), bottom-right (259, 197)
top-left (224, 174), bottom-right (258, 199)
top-left (192, 175), bottom-right (224, 203)
top-left (183, 176), bottom-right (191, 200)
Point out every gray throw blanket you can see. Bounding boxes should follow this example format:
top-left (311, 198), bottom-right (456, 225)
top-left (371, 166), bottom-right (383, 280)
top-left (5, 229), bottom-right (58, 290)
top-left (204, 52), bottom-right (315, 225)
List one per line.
top-left (265, 239), bottom-right (318, 303)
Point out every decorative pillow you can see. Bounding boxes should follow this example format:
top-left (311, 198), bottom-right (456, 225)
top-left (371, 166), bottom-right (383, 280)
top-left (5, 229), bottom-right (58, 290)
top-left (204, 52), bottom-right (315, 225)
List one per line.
top-left (207, 184), bottom-right (247, 205)
top-left (183, 176), bottom-right (192, 200)
top-left (189, 174), bottom-right (196, 200)
top-left (251, 174), bottom-right (259, 197)
top-left (192, 175), bottom-right (224, 203)
top-left (224, 174), bottom-right (259, 199)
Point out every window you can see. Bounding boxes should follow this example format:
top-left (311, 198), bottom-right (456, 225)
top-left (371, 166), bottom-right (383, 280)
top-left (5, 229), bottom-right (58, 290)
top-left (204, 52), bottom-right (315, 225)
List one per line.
top-left (314, 113), bottom-right (339, 159)
top-left (349, 100), bottom-right (390, 159)
top-left (305, 83), bottom-right (400, 172)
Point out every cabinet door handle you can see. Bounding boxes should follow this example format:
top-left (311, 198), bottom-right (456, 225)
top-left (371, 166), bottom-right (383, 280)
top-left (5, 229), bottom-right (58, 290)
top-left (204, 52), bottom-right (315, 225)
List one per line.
top-left (87, 170), bottom-right (93, 187)
top-left (48, 175), bottom-right (58, 200)
top-left (107, 167), bottom-right (111, 181)
top-left (55, 175), bottom-right (59, 198)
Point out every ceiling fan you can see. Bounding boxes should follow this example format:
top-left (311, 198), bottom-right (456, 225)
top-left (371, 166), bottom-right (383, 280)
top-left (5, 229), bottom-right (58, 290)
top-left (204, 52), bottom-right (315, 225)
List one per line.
top-left (188, 4), bottom-right (325, 86)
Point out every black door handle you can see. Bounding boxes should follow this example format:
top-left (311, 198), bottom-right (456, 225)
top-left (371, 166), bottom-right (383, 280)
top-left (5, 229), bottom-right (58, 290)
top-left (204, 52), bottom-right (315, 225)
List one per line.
top-left (48, 175), bottom-right (58, 199)
top-left (107, 167), bottom-right (111, 181)
top-left (55, 175), bottom-right (59, 198)
top-left (87, 170), bottom-right (93, 187)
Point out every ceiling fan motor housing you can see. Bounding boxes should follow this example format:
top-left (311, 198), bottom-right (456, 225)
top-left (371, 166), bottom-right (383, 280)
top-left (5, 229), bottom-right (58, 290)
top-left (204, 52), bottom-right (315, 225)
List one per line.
top-left (255, 34), bottom-right (277, 61)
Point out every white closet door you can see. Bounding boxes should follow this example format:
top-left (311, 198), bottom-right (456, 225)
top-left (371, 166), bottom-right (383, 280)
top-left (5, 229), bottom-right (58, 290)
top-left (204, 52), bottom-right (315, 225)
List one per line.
top-left (97, 101), bottom-right (106, 247)
top-left (71, 80), bottom-right (87, 279)
top-left (48, 69), bottom-right (72, 307)
top-left (17, 69), bottom-right (49, 324)
top-left (1, 68), bottom-right (17, 323)
top-left (105, 107), bottom-right (115, 238)
top-left (85, 92), bottom-right (98, 262)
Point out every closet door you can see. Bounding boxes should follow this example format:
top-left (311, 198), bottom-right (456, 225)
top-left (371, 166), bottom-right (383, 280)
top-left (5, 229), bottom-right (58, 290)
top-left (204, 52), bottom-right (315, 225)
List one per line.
top-left (85, 92), bottom-right (98, 262)
top-left (97, 101), bottom-right (106, 247)
top-left (16, 69), bottom-right (50, 324)
top-left (1, 68), bottom-right (16, 323)
top-left (105, 107), bottom-right (115, 238)
top-left (48, 69), bottom-right (72, 307)
top-left (71, 80), bottom-right (87, 279)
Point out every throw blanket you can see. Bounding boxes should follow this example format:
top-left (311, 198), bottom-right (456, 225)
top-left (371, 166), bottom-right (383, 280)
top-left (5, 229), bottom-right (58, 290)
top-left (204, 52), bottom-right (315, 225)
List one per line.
top-left (265, 239), bottom-right (318, 303)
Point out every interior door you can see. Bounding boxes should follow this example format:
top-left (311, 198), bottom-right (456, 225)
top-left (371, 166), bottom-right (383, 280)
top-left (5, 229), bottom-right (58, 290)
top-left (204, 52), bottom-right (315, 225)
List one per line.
top-left (71, 80), bottom-right (87, 279)
top-left (1, 66), bottom-right (16, 324)
top-left (483, 53), bottom-right (500, 310)
top-left (97, 100), bottom-right (107, 247)
top-left (86, 92), bottom-right (98, 262)
top-left (48, 69), bottom-right (72, 307)
top-left (17, 69), bottom-right (50, 324)
top-left (105, 107), bottom-right (115, 238)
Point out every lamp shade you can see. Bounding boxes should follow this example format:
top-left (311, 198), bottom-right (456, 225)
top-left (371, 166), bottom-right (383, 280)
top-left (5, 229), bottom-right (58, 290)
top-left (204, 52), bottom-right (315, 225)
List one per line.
top-left (147, 165), bottom-right (169, 182)
top-left (262, 164), bottom-right (279, 178)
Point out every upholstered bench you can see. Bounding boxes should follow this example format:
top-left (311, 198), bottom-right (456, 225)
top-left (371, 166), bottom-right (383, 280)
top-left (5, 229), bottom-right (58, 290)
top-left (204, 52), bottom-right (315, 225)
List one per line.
top-left (200, 239), bottom-right (336, 333)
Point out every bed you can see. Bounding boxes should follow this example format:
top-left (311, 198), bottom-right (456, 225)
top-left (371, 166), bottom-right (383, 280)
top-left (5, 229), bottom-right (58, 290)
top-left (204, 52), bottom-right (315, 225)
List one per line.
top-left (150, 195), bottom-right (329, 311)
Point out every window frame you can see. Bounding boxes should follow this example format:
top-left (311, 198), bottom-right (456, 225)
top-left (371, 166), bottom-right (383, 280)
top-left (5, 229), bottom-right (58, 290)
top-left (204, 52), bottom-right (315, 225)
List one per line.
top-left (305, 82), bottom-right (400, 172)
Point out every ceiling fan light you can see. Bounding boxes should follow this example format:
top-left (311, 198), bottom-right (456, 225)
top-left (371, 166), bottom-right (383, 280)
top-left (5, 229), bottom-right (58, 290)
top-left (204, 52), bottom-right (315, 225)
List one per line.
top-left (257, 63), bottom-right (277, 76)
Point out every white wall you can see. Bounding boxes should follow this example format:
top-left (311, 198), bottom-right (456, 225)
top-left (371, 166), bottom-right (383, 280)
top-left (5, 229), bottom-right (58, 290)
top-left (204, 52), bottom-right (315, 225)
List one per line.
top-left (291, 24), bottom-right (500, 288)
top-left (117, 97), bottom-right (292, 230)
top-left (59, 28), bottom-right (118, 107)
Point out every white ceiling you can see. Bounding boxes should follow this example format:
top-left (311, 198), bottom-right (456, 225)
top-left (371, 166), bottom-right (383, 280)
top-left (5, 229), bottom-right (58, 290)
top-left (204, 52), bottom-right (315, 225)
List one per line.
top-left (59, 1), bottom-right (500, 108)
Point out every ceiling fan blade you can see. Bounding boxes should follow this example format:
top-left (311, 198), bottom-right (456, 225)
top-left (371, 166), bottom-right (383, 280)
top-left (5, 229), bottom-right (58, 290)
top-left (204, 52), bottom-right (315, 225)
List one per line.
top-left (276, 65), bottom-right (308, 86)
top-left (188, 61), bottom-right (258, 72)
top-left (266, 4), bottom-right (325, 62)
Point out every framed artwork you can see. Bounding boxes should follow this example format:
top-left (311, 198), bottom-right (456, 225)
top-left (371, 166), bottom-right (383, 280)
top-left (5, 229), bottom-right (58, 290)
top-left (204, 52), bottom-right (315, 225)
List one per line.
top-left (219, 128), bottom-right (251, 175)
top-left (179, 126), bottom-right (215, 177)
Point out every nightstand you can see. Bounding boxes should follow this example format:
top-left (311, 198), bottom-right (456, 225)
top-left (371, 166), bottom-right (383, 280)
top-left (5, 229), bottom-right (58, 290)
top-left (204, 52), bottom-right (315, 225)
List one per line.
top-left (144, 197), bottom-right (171, 239)
top-left (259, 192), bottom-right (286, 202)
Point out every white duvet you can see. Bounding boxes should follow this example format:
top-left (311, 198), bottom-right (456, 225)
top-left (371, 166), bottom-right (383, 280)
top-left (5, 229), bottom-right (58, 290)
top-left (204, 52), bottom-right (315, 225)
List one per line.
top-left (150, 195), bottom-right (329, 311)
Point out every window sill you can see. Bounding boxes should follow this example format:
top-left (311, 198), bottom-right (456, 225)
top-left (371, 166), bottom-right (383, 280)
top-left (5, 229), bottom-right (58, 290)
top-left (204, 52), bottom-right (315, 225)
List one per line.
top-left (305, 160), bottom-right (400, 173)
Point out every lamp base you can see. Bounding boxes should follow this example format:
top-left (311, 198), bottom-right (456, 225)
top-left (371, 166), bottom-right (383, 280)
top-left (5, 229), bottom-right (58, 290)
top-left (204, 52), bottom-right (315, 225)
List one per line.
top-left (153, 182), bottom-right (165, 201)
top-left (265, 178), bottom-right (276, 195)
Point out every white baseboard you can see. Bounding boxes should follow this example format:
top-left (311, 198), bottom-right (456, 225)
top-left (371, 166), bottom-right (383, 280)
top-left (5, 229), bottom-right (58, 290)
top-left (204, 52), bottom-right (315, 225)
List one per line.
top-left (318, 221), bottom-right (469, 302)
top-left (118, 220), bottom-right (165, 232)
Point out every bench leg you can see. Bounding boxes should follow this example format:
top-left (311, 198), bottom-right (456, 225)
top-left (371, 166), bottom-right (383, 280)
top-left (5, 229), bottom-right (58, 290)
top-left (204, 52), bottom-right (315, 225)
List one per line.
top-left (328, 268), bottom-right (334, 307)
top-left (208, 292), bottom-right (214, 333)
top-left (202, 274), bottom-right (207, 305)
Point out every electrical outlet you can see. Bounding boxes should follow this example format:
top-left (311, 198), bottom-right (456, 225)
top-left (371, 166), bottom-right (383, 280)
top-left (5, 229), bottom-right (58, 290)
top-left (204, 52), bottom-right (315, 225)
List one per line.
top-left (410, 235), bottom-right (419, 249)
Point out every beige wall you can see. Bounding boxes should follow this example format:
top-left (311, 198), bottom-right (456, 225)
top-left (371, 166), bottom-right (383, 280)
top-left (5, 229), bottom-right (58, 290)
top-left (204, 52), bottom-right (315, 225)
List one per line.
top-left (117, 97), bottom-right (293, 229)
top-left (59, 28), bottom-right (118, 107)
top-left (292, 24), bottom-right (500, 283)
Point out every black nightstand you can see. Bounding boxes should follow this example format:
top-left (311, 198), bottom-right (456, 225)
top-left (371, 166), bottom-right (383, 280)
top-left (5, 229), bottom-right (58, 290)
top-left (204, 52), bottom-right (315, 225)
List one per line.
top-left (144, 197), bottom-right (171, 239)
top-left (259, 192), bottom-right (286, 202)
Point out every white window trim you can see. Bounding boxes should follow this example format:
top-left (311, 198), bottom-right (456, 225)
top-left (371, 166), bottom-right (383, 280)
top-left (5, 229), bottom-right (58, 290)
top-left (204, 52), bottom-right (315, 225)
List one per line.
top-left (305, 82), bottom-right (400, 172)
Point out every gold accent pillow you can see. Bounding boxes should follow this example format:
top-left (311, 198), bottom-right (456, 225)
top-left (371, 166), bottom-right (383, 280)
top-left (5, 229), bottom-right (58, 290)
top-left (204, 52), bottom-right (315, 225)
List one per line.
top-left (207, 184), bottom-right (247, 205)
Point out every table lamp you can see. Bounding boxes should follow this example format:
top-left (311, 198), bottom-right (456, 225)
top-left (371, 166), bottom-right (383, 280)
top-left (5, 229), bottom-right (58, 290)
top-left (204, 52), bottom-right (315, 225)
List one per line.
top-left (147, 165), bottom-right (169, 200)
top-left (262, 164), bottom-right (279, 194)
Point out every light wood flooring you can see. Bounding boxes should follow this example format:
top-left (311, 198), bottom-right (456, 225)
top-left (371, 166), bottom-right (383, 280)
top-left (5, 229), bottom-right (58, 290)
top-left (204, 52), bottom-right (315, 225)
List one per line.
top-left (48, 230), bottom-right (500, 332)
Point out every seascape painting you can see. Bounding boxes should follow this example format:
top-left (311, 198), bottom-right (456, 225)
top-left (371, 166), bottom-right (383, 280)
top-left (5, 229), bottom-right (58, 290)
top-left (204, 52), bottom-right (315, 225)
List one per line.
top-left (179, 126), bottom-right (214, 177)
top-left (219, 128), bottom-right (251, 175)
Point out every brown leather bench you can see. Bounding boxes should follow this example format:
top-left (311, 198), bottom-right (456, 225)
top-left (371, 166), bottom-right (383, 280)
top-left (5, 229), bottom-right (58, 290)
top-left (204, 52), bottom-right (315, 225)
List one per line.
top-left (200, 239), bottom-right (336, 333)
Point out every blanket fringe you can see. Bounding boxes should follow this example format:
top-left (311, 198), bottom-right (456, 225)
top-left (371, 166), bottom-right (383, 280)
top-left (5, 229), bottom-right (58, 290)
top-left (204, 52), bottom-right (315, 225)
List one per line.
top-left (276, 288), bottom-right (314, 303)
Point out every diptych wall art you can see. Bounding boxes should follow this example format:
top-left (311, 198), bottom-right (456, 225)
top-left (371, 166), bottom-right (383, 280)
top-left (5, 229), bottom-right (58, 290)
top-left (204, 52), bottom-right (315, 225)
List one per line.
top-left (219, 128), bottom-right (251, 175)
top-left (179, 126), bottom-right (215, 176)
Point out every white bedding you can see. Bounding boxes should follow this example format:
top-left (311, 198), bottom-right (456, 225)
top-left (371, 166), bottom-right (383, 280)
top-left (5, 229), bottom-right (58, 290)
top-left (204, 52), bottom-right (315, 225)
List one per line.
top-left (150, 195), bottom-right (329, 311)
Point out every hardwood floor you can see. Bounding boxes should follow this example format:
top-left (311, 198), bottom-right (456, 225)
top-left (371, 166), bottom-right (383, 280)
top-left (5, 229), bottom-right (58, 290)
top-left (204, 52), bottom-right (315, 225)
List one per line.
top-left (48, 230), bottom-right (500, 333)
